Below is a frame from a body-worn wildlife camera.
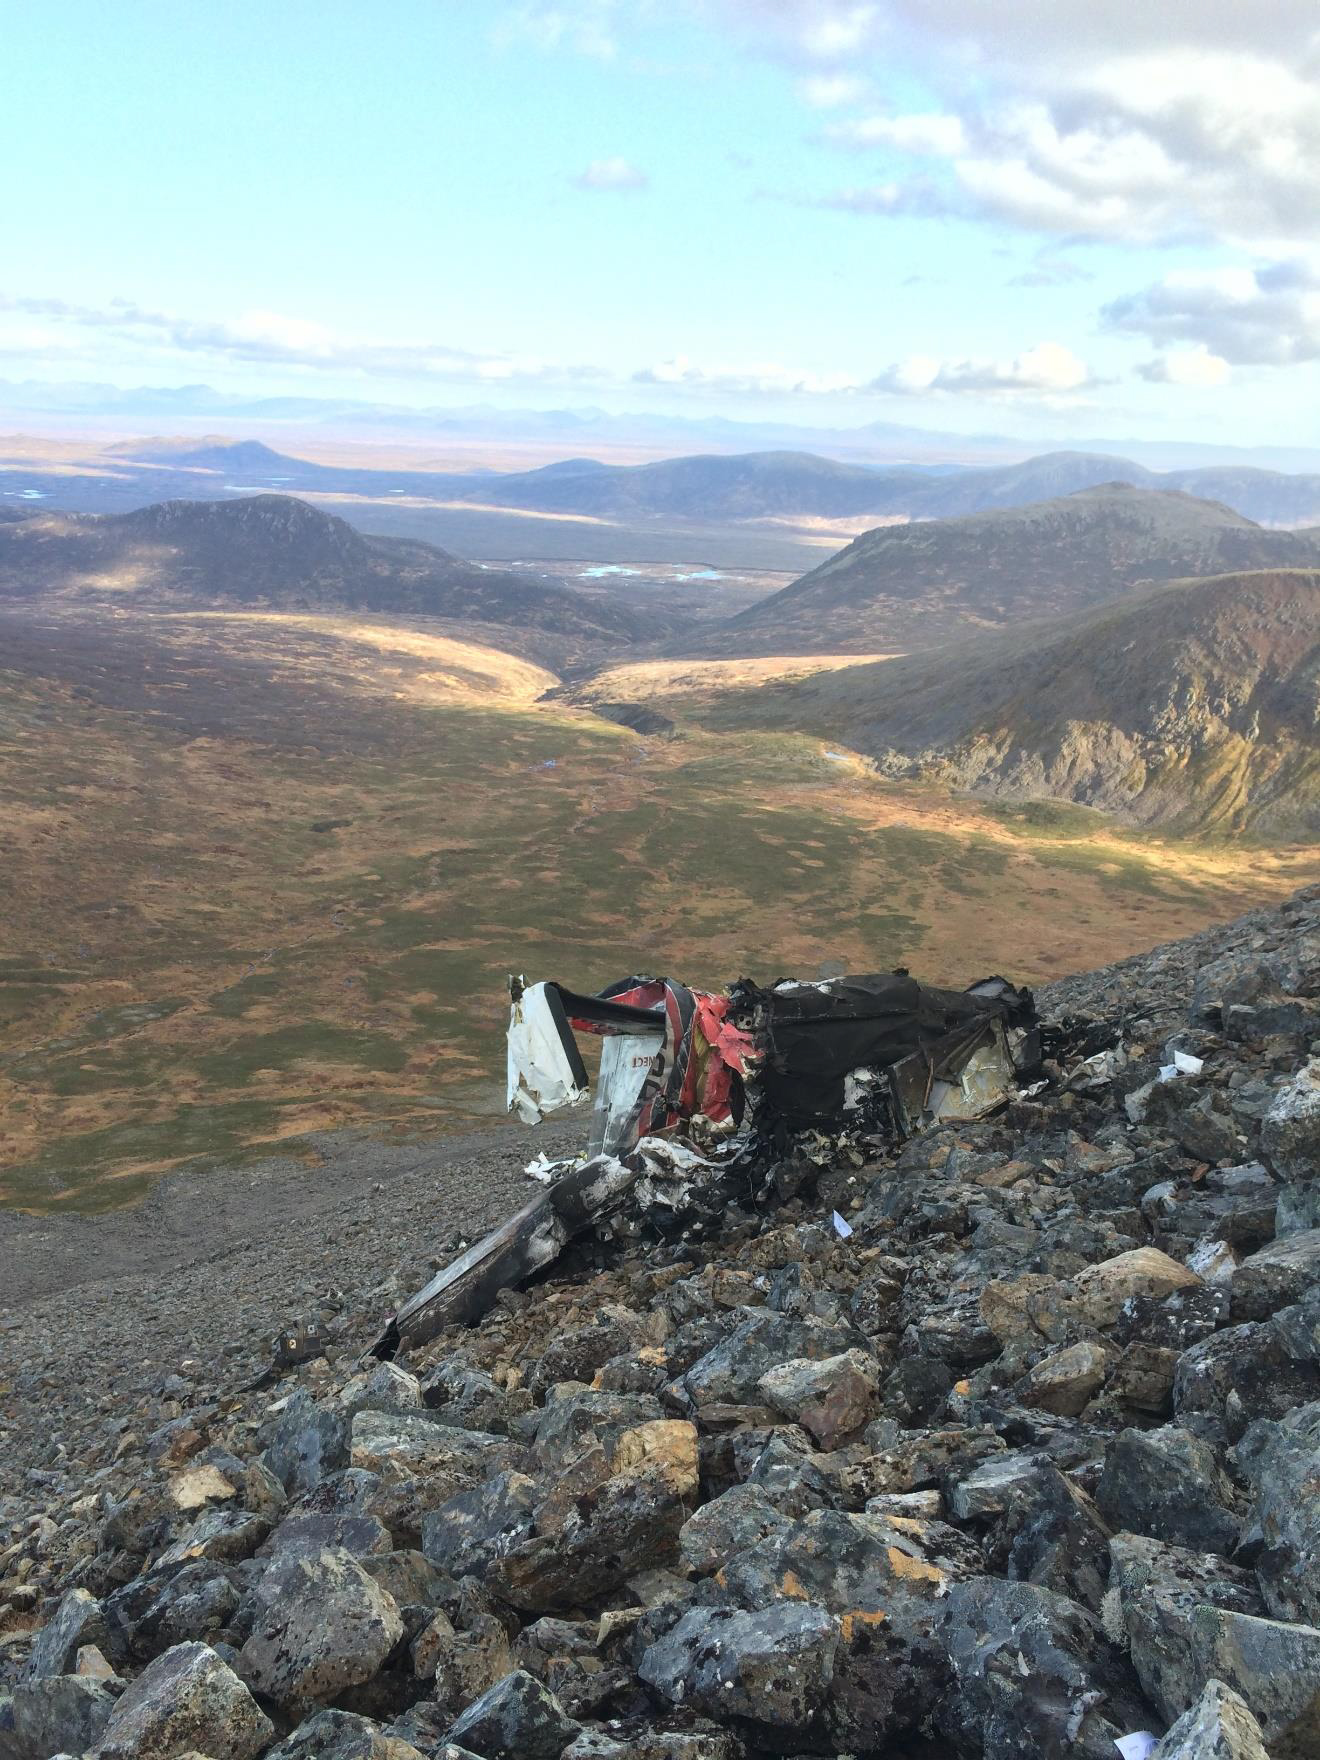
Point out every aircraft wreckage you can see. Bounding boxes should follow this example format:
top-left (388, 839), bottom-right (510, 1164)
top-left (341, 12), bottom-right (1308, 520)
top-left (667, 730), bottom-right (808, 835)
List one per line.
top-left (377, 968), bottom-right (1042, 1353)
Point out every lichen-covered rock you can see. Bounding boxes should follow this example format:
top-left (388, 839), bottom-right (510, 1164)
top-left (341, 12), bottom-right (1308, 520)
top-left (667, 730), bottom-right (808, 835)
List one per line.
top-left (444, 1667), bottom-right (580, 1760)
top-left (263, 1706), bottom-right (431, 1758)
top-left (680, 1312), bottom-right (863, 1407)
top-left (1097, 1427), bottom-right (1240, 1553)
top-left (262, 1391), bottom-right (350, 1495)
top-left (103, 1559), bottom-right (243, 1665)
top-left (94, 1641), bottom-right (273, 1759)
top-left (421, 1471), bottom-right (538, 1581)
top-left (1041, 1248), bottom-right (1202, 1338)
top-left (1173, 1319), bottom-right (1320, 1427)
top-left (1013, 1340), bottom-right (1112, 1415)
top-left (1234, 1398), bottom-right (1320, 1625)
top-left (5, 1674), bottom-right (118, 1759)
top-left (1150, 1678), bottom-right (1270, 1760)
top-left (1107, 1533), bottom-right (1266, 1722)
top-left (260, 1507), bottom-right (393, 1562)
top-left (678, 1483), bottom-right (791, 1574)
top-left (347, 1410), bottom-right (511, 1484)
top-left (237, 1547), bottom-right (404, 1711)
top-left (639, 1603), bottom-right (837, 1740)
top-left (1233, 1229), bottom-right (1320, 1319)
top-left (937, 1577), bottom-right (1147, 1759)
top-left (756, 1348), bottom-right (879, 1447)
top-left (20, 1587), bottom-right (108, 1680)
top-left (1187, 1606), bottom-right (1320, 1758)
top-left (1261, 1059), bottom-right (1320, 1202)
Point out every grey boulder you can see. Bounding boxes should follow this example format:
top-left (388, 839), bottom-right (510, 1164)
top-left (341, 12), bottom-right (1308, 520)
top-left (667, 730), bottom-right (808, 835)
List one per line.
top-left (94, 1640), bottom-right (274, 1759)
top-left (1150, 1678), bottom-right (1269, 1760)
top-left (238, 1547), bottom-right (404, 1712)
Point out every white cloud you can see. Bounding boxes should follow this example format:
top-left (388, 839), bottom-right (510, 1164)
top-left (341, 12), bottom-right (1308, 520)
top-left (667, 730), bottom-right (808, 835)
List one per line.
top-left (870, 339), bottom-right (1092, 396)
top-left (825, 112), bottom-right (966, 156)
top-left (798, 72), bottom-right (869, 108)
top-left (1103, 261), bottom-right (1320, 364)
top-left (1137, 347), bottom-right (1231, 387)
top-left (730, 3), bottom-right (1320, 248)
top-left (495, 1), bottom-right (621, 59)
top-left (573, 156), bottom-right (650, 191)
top-left (0, 293), bottom-right (605, 387)
top-left (633, 354), bottom-right (861, 394)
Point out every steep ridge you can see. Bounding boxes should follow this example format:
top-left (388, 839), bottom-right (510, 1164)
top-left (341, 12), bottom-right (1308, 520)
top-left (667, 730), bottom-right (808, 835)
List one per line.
top-left (734, 568), bottom-right (1320, 833)
top-left (687, 485), bottom-right (1320, 656)
top-left (0, 494), bottom-right (664, 643)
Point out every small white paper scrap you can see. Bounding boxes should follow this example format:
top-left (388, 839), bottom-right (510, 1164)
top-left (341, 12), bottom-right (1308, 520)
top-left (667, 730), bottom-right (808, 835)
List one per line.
top-left (831, 1210), bottom-right (854, 1239)
top-left (1114, 1734), bottom-right (1159, 1760)
top-left (1173, 1050), bottom-right (1204, 1075)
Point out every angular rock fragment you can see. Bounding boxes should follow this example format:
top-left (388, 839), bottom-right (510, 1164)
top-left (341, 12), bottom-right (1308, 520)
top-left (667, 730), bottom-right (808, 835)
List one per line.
top-left (639, 1603), bottom-right (836, 1741)
top-left (1262, 1059), bottom-right (1320, 1228)
top-left (678, 1483), bottom-right (791, 1575)
top-left (1150, 1678), bottom-right (1269, 1760)
top-left (756, 1348), bottom-right (879, 1447)
top-left (937, 1577), bottom-right (1147, 1759)
top-left (445, 1667), bottom-right (581, 1760)
top-left (238, 1547), bottom-right (404, 1712)
top-left (94, 1641), bottom-right (273, 1760)
top-left (1013, 1340), bottom-right (1112, 1415)
top-left (103, 1559), bottom-right (243, 1665)
top-left (263, 1706), bottom-right (431, 1758)
top-left (1107, 1533), bottom-right (1266, 1723)
top-left (348, 1410), bottom-right (511, 1484)
top-left (1189, 1605), bottom-right (1320, 1758)
top-left (1234, 1398), bottom-right (1320, 1625)
top-left (21, 1586), bottom-right (108, 1680)
top-left (680, 1312), bottom-right (863, 1407)
top-left (262, 1391), bottom-right (350, 1495)
top-left (1097, 1428), bottom-right (1240, 1553)
top-left (1043, 1248), bottom-right (1202, 1338)
top-left (422, 1472), bottom-right (538, 1582)
top-left (5, 1674), bottom-right (118, 1759)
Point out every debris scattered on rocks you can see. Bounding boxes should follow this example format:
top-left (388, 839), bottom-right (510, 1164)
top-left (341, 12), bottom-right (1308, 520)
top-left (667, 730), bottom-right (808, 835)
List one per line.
top-left (4, 884), bottom-right (1320, 1758)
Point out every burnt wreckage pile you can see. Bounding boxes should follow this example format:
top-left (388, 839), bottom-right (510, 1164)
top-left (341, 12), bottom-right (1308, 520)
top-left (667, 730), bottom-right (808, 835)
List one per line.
top-left (5, 889), bottom-right (1320, 1760)
top-left (385, 968), bottom-right (1042, 1350)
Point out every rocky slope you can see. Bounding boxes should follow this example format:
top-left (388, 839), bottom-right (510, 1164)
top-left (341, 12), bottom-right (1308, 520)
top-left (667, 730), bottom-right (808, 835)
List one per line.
top-left (689, 484), bottom-right (1320, 656)
top-left (732, 567), bottom-right (1320, 835)
top-left (0, 496), bottom-right (663, 645)
top-left (4, 888), bottom-right (1320, 1758)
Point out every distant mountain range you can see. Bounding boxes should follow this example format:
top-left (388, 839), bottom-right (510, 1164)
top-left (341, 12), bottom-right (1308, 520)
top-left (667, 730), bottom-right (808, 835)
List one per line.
top-left (683, 483), bottom-right (1320, 655)
top-left (9, 377), bottom-right (1320, 472)
top-left (0, 495), bottom-right (663, 644)
top-left (10, 440), bottom-right (1320, 541)
top-left (94, 439), bottom-right (1320, 528)
top-left (734, 567), bottom-right (1320, 834)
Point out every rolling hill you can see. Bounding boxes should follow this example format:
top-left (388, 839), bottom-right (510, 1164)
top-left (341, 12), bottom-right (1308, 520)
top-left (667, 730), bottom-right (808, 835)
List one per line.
top-left (698, 569), bottom-right (1320, 834)
top-left (686, 484), bottom-right (1320, 655)
top-left (0, 494), bottom-right (665, 645)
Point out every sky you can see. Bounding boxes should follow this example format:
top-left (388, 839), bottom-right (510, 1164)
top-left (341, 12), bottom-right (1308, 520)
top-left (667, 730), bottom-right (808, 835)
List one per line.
top-left (6, 0), bottom-right (1320, 445)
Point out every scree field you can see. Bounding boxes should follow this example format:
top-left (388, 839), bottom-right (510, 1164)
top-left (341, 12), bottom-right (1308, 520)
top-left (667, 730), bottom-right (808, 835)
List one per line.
top-left (2, 602), bottom-right (1315, 1213)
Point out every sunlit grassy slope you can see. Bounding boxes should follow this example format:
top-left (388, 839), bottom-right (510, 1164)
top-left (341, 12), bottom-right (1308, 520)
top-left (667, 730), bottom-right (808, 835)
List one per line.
top-left (2, 605), bottom-right (1315, 1213)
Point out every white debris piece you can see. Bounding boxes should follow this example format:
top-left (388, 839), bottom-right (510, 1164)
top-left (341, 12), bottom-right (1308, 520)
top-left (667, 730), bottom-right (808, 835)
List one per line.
top-left (832, 1210), bottom-right (854, 1239)
top-left (1114, 1735), bottom-right (1159, 1760)
top-left (1158, 1050), bottom-right (1205, 1082)
top-left (524, 1152), bottom-right (564, 1183)
top-left (507, 980), bottom-right (589, 1124)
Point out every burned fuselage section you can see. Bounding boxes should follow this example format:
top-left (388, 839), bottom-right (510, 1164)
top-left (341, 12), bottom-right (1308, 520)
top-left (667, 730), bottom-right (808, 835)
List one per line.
top-left (378, 966), bottom-right (1040, 1353)
top-left (509, 967), bottom-right (1039, 1163)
